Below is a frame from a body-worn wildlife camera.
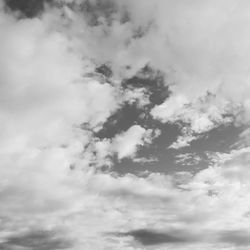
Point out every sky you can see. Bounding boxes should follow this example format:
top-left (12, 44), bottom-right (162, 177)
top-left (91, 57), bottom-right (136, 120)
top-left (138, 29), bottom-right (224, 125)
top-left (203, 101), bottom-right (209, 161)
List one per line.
top-left (1, 0), bottom-right (250, 249)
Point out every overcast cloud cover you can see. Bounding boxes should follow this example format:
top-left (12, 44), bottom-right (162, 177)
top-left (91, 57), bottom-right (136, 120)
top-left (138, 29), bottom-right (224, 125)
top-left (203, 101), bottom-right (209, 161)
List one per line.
top-left (1, 0), bottom-right (250, 249)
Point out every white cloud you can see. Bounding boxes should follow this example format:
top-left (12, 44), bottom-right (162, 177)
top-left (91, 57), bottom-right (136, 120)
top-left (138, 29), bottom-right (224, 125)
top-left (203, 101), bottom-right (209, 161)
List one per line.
top-left (0, 9), bottom-right (121, 227)
top-left (123, 87), bottom-right (150, 108)
top-left (169, 134), bottom-right (196, 149)
top-left (133, 157), bottom-right (158, 164)
top-left (112, 125), bottom-right (148, 160)
top-left (64, 148), bottom-right (250, 249)
top-left (0, 2), bottom-right (123, 244)
top-left (153, 94), bottom-right (235, 148)
top-left (151, 94), bottom-right (189, 123)
top-left (56, 0), bottom-right (250, 139)
top-left (175, 153), bottom-right (202, 166)
top-left (85, 126), bottom-right (158, 167)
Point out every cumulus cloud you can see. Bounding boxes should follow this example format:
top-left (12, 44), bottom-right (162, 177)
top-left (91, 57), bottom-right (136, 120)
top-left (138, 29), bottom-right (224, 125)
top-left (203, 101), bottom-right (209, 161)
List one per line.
top-left (80, 125), bottom-right (156, 169)
top-left (58, 0), bottom-right (250, 145)
top-left (0, 0), bottom-right (122, 244)
top-left (152, 93), bottom-right (236, 148)
top-left (112, 125), bottom-right (152, 160)
top-left (169, 133), bottom-right (197, 149)
top-left (75, 147), bottom-right (250, 249)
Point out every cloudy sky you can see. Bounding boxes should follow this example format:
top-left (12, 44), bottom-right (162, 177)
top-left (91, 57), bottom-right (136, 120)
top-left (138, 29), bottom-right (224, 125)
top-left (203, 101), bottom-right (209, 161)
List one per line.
top-left (1, 0), bottom-right (250, 249)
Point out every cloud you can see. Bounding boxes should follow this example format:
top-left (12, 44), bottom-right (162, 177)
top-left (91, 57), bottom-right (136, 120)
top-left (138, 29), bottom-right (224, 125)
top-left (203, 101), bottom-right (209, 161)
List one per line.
top-left (112, 125), bottom-right (151, 160)
top-left (123, 87), bottom-right (150, 108)
top-left (219, 230), bottom-right (250, 246)
top-left (0, 0), bottom-right (123, 242)
top-left (80, 125), bottom-right (156, 169)
top-left (0, 230), bottom-right (73, 250)
top-left (133, 157), bottom-right (158, 164)
top-left (175, 153), bottom-right (202, 166)
top-left (76, 148), bottom-right (250, 248)
top-left (4, 0), bottom-right (49, 18)
top-left (152, 93), bottom-right (235, 148)
top-left (117, 229), bottom-right (191, 246)
top-left (169, 134), bottom-right (197, 149)
top-left (2, 1), bottom-right (250, 250)
top-left (54, 0), bottom-right (250, 143)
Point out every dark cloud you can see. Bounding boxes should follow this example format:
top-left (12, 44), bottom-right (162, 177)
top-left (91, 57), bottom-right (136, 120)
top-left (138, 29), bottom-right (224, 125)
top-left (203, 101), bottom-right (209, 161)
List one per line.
top-left (116, 229), bottom-right (191, 246)
top-left (4, 0), bottom-right (52, 18)
top-left (0, 230), bottom-right (73, 250)
top-left (96, 64), bottom-right (113, 79)
top-left (220, 230), bottom-right (250, 246)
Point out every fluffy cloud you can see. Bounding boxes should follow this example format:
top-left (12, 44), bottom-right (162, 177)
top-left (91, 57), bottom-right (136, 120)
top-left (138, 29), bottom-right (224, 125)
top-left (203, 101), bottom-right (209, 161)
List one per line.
top-left (0, 0), bottom-right (122, 244)
top-left (62, 147), bottom-right (250, 249)
top-left (112, 125), bottom-right (151, 160)
top-left (0, 4), bottom-right (121, 216)
top-left (0, 4), bottom-right (163, 248)
top-left (58, 0), bottom-right (250, 145)
top-left (88, 125), bottom-right (156, 169)
top-left (152, 93), bottom-right (236, 148)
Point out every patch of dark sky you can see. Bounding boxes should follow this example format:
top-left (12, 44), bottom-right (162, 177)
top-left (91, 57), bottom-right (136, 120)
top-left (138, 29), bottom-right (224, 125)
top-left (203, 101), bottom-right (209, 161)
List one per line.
top-left (4, 0), bottom-right (53, 18)
top-left (96, 65), bottom-right (171, 138)
top-left (92, 65), bottom-right (243, 176)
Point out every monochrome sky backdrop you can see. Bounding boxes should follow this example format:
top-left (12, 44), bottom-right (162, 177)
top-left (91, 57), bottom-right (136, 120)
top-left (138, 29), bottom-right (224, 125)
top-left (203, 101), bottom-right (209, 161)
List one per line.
top-left (1, 0), bottom-right (250, 249)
